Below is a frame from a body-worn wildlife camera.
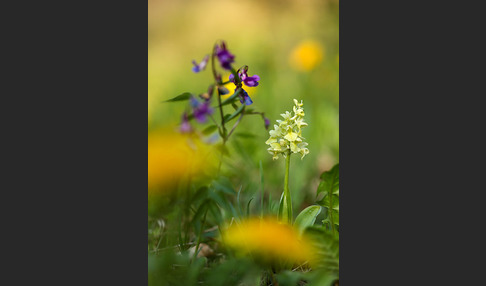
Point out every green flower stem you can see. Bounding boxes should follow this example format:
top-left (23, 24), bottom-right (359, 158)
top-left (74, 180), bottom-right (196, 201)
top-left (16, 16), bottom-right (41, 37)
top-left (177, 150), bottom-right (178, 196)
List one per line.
top-left (260, 160), bottom-right (264, 219)
top-left (284, 151), bottom-right (292, 222)
top-left (278, 150), bottom-right (293, 224)
top-left (225, 108), bottom-right (245, 140)
top-left (211, 44), bottom-right (227, 174)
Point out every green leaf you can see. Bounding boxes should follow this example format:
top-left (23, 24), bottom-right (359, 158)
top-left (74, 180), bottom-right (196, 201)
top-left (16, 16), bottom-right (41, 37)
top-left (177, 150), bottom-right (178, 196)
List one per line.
top-left (318, 194), bottom-right (339, 209)
top-left (202, 125), bottom-right (218, 135)
top-left (220, 89), bottom-right (241, 106)
top-left (317, 163), bottom-right (339, 234)
top-left (224, 104), bottom-right (245, 123)
top-left (317, 163), bottom-right (339, 198)
top-left (303, 226), bottom-right (339, 275)
top-left (164, 92), bottom-right (192, 102)
top-left (294, 205), bottom-right (322, 236)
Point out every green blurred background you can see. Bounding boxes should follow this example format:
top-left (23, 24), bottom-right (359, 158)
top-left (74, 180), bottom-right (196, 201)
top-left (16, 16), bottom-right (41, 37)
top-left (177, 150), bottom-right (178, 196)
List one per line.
top-left (148, 0), bottom-right (339, 211)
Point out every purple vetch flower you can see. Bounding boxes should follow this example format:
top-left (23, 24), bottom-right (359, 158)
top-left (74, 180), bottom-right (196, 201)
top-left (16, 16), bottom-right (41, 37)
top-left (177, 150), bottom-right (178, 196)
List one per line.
top-left (215, 42), bottom-right (235, 70)
top-left (229, 73), bottom-right (236, 83)
top-left (242, 74), bottom-right (260, 87)
top-left (264, 117), bottom-right (270, 130)
top-left (229, 69), bottom-right (260, 87)
top-left (179, 112), bottom-right (192, 133)
top-left (191, 55), bottom-right (209, 73)
top-left (237, 88), bottom-right (253, 105)
top-left (190, 96), bottom-right (214, 123)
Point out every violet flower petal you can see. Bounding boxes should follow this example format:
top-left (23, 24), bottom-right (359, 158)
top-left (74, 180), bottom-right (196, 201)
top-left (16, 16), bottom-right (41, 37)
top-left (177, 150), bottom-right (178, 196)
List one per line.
top-left (238, 89), bottom-right (253, 105)
top-left (191, 55), bottom-right (209, 73)
top-left (243, 75), bottom-right (260, 87)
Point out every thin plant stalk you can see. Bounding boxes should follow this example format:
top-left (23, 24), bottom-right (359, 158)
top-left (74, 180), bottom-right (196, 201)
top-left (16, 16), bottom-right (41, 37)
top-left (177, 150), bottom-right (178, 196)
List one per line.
top-left (278, 150), bottom-right (292, 224)
top-left (259, 160), bottom-right (264, 219)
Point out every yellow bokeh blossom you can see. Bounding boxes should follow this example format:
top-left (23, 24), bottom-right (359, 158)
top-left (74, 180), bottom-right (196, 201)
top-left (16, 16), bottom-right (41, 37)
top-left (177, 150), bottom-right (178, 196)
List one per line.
top-left (222, 217), bottom-right (316, 265)
top-left (289, 40), bottom-right (325, 71)
top-left (148, 130), bottom-right (216, 193)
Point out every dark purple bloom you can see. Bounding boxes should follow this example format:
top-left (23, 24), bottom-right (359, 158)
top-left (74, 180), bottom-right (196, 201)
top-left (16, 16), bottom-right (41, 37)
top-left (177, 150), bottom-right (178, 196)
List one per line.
top-left (237, 88), bottom-right (253, 105)
top-left (191, 55), bottom-right (209, 73)
top-left (242, 74), bottom-right (260, 87)
top-left (190, 96), bottom-right (214, 123)
top-left (264, 117), bottom-right (270, 130)
top-left (179, 112), bottom-right (192, 133)
top-left (215, 42), bottom-right (235, 70)
top-left (229, 70), bottom-right (260, 87)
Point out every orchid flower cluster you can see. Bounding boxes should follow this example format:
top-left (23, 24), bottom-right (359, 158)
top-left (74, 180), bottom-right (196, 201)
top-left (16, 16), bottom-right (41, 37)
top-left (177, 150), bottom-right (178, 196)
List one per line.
top-left (266, 99), bottom-right (309, 160)
top-left (172, 41), bottom-right (269, 148)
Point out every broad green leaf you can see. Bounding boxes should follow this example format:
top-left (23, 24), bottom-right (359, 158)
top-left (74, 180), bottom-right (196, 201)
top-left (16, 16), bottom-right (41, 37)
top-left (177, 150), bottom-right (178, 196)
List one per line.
top-left (317, 163), bottom-right (339, 233)
top-left (318, 194), bottom-right (339, 209)
top-left (303, 226), bottom-right (339, 275)
top-left (164, 92), bottom-right (192, 102)
top-left (294, 205), bottom-right (322, 235)
top-left (317, 163), bottom-right (339, 198)
top-left (202, 125), bottom-right (218, 135)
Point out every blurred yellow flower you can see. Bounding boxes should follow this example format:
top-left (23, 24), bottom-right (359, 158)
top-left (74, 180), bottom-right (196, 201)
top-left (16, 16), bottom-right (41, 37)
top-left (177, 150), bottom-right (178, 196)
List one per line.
top-left (289, 40), bottom-right (325, 71)
top-left (148, 130), bottom-right (216, 193)
top-left (223, 218), bottom-right (315, 265)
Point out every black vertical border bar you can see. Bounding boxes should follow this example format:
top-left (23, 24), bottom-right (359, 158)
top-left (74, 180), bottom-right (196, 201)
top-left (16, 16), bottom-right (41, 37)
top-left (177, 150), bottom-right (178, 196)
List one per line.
top-left (4, 0), bottom-right (149, 283)
top-left (341, 0), bottom-right (486, 284)
top-left (340, 0), bottom-right (415, 284)
top-left (35, 0), bottom-right (149, 284)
